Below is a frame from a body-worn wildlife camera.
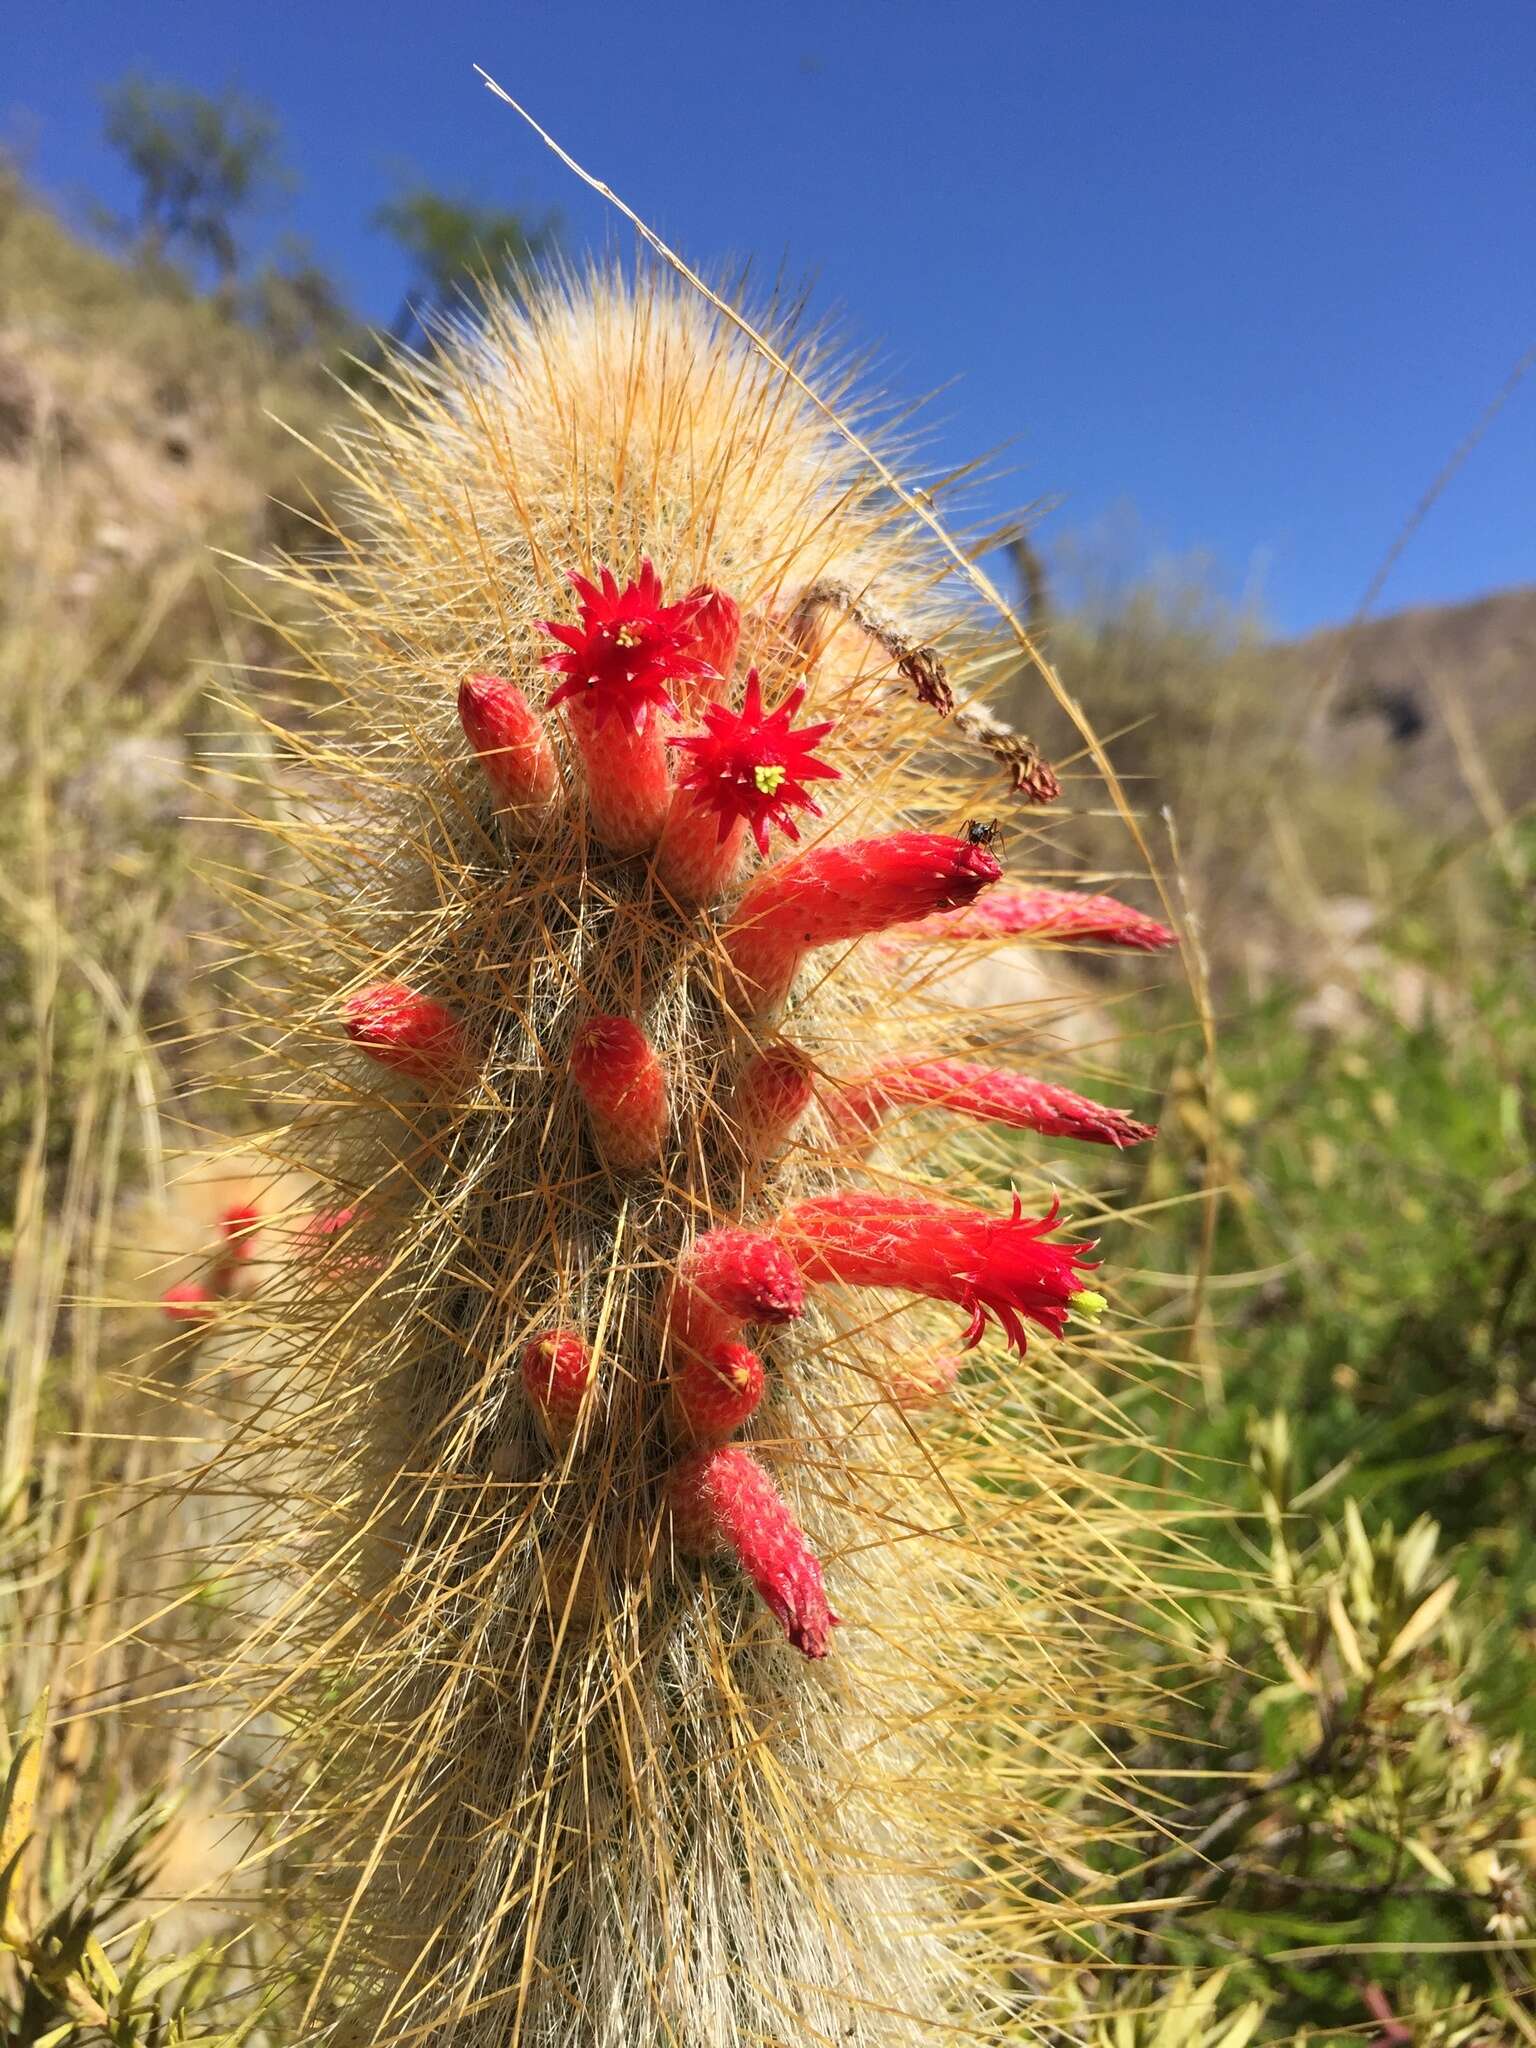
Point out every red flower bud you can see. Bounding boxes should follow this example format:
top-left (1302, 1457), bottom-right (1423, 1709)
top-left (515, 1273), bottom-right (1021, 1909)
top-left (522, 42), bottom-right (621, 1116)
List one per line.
top-left (162, 1280), bottom-right (217, 1324)
top-left (670, 1445), bottom-right (839, 1659)
top-left (724, 831), bottom-right (1002, 1010)
top-left (920, 886), bottom-right (1175, 953)
top-left (840, 1059), bottom-right (1156, 1150)
top-left (680, 583), bottom-right (741, 694)
top-left (458, 673), bottom-right (559, 812)
top-left (665, 1227), bottom-right (805, 1363)
top-left (569, 1015), bottom-right (669, 1171)
top-left (778, 1190), bottom-right (1097, 1355)
top-left (521, 1329), bottom-right (595, 1444)
top-left (673, 1341), bottom-right (765, 1441)
top-left (218, 1200), bottom-right (261, 1260)
top-left (343, 983), bottom-right (467, 1085)
top-left (731, 1045), bottom-right (815, 1157)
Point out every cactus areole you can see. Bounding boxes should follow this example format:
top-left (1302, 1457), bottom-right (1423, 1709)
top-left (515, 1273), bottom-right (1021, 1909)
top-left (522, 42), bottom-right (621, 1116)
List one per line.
top-left (211, 266), bottom-right (1174, 2048)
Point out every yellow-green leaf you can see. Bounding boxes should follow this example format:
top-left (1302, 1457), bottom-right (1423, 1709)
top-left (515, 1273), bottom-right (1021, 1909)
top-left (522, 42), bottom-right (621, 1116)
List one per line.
top-left (1383, 1575), bottom-right (1458, 1667)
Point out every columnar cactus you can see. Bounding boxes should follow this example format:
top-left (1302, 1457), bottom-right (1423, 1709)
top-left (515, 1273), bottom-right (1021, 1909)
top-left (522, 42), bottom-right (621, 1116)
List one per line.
top-left (221, 272), bottom-right (1174, 2047)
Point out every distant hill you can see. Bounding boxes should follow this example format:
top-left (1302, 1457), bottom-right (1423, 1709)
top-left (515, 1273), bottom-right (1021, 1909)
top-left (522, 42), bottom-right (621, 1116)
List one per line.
top-left (1291, 585), bottom-right (1536, 825)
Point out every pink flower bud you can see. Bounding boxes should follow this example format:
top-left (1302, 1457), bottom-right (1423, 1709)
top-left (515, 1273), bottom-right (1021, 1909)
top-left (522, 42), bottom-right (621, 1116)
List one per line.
top-left (920, 886), bottom-right (1175, 952)
top-left (569, 1016), bottom-right (669, 1171)
top-left (521, 1330), bottom-right (595, 1444)
top-left (724, 831), bottom-right (1002, 1010)
top-left (458, 673), bottom-right (559, 812)
top-left (343, 983), bottom-right (467, 1084)
top-left (669, 1445), bottom-right (839, 1659)
top-left (162, 1280), bottom-right (217, 1324)
top-left (778, 1190), bottom-right (1097, 1355)
top-left (673, 1341), bottom-right (765, 1441)
top-left (841, 1059), bottom-right (1156, 1150)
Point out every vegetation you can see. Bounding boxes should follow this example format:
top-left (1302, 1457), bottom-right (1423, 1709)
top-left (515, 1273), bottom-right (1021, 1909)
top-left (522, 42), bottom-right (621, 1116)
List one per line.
top-left (1, 79), bottom-right (1533, 2043)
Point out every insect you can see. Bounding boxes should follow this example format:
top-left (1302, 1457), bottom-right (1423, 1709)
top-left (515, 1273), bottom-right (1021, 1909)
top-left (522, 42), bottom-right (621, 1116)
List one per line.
top-left (965, 817), bottom-right (1004, 852)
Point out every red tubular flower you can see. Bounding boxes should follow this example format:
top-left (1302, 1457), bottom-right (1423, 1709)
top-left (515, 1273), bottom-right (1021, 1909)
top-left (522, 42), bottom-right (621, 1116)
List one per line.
top-left (457, 673), bottom-right (559, 813)
top-left (731, 1045), bottom-right (815, 1157)
top-left (916, 885), bottom-right (1175, 952)
top-left (665, 1227), bottom-right (805, 1364)
top-left (673, 1341), bottom-right (766, 1441)
top-left (658, 670), bottom-right (840, 902)
top-left (778, 1190), bottom-right (1098, 1355)
top-left (162, 1280), bottom-right (217, 1324)
top-left (680, 583), bottom-right (741, 696)
top-left (841, 1058), bottom-right (1156, 1151)
top-left (724, 831), bottom-right (1002, 1011)
top-left (539, 562), bottom-right (716, 856)
top-left (521, 1330), bottom-right (595, 1444)
top-left (343, 983), bottom-right (467, 1085)
top-left (669, 1445), bottom-right (839, 1659)
top-left (569, 1015), bottom-right (669, 1171)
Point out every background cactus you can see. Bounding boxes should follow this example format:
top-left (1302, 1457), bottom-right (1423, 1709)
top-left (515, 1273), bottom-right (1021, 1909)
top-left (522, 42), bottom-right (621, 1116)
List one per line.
top-left (188, 269), bottom-right (1179, 2047)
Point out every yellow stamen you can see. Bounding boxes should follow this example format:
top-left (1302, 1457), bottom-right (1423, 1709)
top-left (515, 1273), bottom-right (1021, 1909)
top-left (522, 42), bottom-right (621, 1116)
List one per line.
top-left (754, 763), bottom-right (787, 797)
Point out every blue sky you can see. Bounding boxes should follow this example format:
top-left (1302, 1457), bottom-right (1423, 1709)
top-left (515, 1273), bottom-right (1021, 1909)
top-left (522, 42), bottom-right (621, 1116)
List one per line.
top-left (6, 1), bottom-right (1532, 635)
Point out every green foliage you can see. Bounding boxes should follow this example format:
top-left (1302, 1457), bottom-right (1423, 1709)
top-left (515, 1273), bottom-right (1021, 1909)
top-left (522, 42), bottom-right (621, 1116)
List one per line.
top-left (1037, 820), bottom-right (1536, 2040)
top-left (100, 75), bottom-right (289, 287)
top-left (373, 177), bottom-right (559, 343)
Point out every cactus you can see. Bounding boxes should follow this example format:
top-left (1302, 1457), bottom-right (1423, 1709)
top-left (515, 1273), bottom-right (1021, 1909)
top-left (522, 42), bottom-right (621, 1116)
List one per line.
top-left (210, 268), bottom-right (1174, 2047)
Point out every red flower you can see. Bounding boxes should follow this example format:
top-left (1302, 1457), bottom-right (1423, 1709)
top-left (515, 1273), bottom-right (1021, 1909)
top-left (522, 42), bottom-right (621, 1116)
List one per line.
top-left (670, 1445), bottom-right (839, 1659)
top-left (569, 1015), bottom-right (669, 1171)
top-left (670, 671), bottom-right (839, 856)
top-left (343, 983), bottom-right (467, 1084)
top-left (724, 831), bottom-right (1002, 1009)
top-left (521, 1330), bottom-right (595, 1443)
top-left (539, 561), bottom-right (717, 734)
top-left (923, 886), bottom-right (1175, 953)
top-left (840, 1059), bottom-right (1156, 1150)
top-left (778, 1190), bottom-right (1098, 1355)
